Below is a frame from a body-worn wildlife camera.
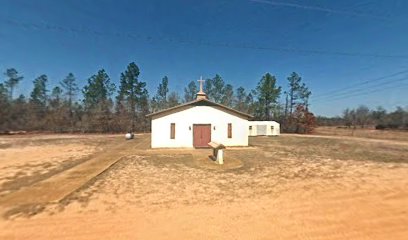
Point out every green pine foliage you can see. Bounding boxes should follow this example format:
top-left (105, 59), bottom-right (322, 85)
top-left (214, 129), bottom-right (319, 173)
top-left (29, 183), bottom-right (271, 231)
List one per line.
top-left (115, 62), bottom-right (149, 132)
top-left (4, 68), bottom-right (23, 100)
top-left (255, 73), bottom-right (282, 120)
top-left (0, 63), bottom-right (322, 134)
top-left (183, 80), bottom-right (197, 102)
top-left (82, 69), bottom-right (115, 132)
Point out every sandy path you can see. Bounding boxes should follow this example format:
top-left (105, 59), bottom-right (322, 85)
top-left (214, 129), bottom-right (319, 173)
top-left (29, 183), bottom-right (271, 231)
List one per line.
top-left (0, 143), bottom-right (98, 198)
top-left (0, 136), bottom-right (150, 208)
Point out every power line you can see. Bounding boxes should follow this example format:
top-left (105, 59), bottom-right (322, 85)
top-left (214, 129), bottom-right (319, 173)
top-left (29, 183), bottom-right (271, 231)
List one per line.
top-left (250, 0), bottom-right (389, 20)
top-left (313, 69), bottom-right (408, 99)
top-left (311, 77), bottom-right (408, 103)
top-left (319, 77), bottom-right (408, 101)
top-left (1, 16), bottom-right (408, 59)
top-left (312, 80), bottom-right (408, 102)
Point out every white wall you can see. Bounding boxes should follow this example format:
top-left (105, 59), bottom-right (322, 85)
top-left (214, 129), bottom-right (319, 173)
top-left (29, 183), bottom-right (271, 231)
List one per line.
top-left (151, 106), bottom-right (249, 148)
top-left (248, 121), bottom-right (280, 136)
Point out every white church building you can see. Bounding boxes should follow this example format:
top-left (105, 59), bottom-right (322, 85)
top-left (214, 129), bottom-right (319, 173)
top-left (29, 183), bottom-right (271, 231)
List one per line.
top-left (147, 78), bottom-right (253, 148)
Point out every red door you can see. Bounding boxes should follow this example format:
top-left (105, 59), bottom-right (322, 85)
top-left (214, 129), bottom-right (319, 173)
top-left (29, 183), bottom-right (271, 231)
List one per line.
top-left (193, 124), bottom-right (211, 148)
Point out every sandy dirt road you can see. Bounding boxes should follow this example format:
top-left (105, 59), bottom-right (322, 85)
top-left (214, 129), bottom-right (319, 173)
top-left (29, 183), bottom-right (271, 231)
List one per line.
top-left (0, 133), bottom-right (407, 239)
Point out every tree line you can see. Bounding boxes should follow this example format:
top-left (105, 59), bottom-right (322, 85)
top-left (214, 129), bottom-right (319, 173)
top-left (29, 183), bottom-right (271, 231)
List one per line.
top-left (317, 105), bottom-right (408, 130)
top-left (0, 62), bottom-right (315, 133)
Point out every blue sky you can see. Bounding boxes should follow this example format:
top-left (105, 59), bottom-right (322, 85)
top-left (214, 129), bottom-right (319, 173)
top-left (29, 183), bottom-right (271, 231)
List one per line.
top-left (1, 0), bottom-right (408, 116)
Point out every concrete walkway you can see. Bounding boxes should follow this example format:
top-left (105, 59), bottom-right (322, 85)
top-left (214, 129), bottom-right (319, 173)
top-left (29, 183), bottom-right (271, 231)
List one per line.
top-left (0, 136), bottom-right (150, 208)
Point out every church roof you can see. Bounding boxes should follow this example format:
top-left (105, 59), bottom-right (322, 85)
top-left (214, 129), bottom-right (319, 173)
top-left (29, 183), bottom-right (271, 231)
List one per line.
top-left (146, 98), bottom-right (253, 119)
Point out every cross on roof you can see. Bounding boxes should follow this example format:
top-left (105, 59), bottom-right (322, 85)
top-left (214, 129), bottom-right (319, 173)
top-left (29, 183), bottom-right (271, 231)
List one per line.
top-left (197, 76), bottom-right (205, 93)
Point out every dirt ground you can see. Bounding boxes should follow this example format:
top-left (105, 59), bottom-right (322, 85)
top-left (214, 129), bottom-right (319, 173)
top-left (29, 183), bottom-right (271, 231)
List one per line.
top-left (0, 130), bottom-right (407, 239)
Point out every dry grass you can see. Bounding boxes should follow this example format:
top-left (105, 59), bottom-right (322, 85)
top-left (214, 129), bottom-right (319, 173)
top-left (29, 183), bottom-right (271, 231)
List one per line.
top-left (255, 135), bottom-right (408, 163)
top-left (315, 126), bottom-right (408, 141)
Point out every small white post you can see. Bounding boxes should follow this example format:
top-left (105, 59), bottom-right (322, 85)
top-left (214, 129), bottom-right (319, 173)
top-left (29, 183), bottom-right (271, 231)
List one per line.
top-left (217, 149), bottom-right (224, 164)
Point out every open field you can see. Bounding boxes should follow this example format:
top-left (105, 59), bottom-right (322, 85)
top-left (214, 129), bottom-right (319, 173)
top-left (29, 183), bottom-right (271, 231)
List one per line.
top-left (315, 126), bottom-right (408, 142)
top-left (0, 130), bottom-right (407, 239)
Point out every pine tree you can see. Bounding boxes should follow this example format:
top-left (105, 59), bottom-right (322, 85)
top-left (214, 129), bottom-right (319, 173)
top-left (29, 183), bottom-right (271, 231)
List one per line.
top-left (60, 73), bottom-right (79, 130)
top-left (255, 73), bottom-right (281, 120)
top-left (29, 75), bottom-right (48, 129)
top-left (245, 90), bottom-right (256, 115)
top-left (167, 91), bottom-right (180, 107)
top-left (30, 75), bottom-right (48, 107)
top-left (48, 86), bottom-right (65, 132)
top-left (183, 80), bottom-right (197, 102)
top-left (234, 86), bottom-right (247, 112)
top-left (11, 94), bottom-right (28, 130)
top-left (157, 76), bottom-right (169, 105)
top-left (116, 62), bottom-right (148, 132)
top-left (137, 89), bottom-right (150, 132)
top-left (152, 76), bottom-right (169, 111)
top-left (0, 83), bottom-right (10, 130)
top-left (284, 72), bottom-right (314, 132)
top-left (83, 69), bottom-right (115, 132)
top-left (51, 87), bottom-right (63, 104)
top-left (287, 72), bottom-right (301, 114)
top-left (221, 84), bottom-right (234, 107)
top-left (287, 72), bottom-right (311, 113)
top-left (205, 74), bottom-right (225, 103)
top-left (4, 68), bottom-right (23, 100)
